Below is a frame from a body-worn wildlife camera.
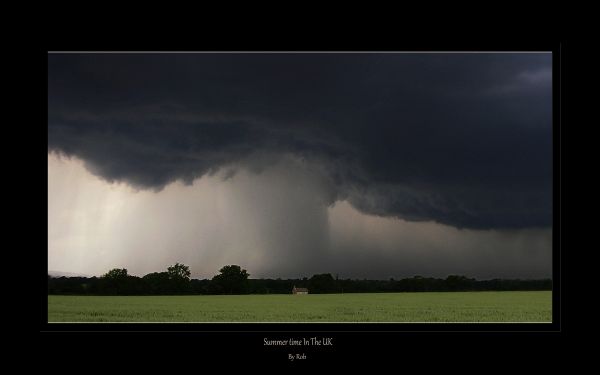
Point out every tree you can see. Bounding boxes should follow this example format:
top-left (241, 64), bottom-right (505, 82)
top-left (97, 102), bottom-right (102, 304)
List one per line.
top-left (168, 263), bottom-right (191, 281)
top-left (212, 265), bottom-right (250, 294)
top-left (143, 272), bottom-right (171, 294)
top-left (166, 263), bottom-right (191, 294)
top-left (308, 273), bottom-right (336, 293)
top-left (100, 268), bottom-right (129, 294)
top-left (445, 275), bottom-right (475, 291)
top-left (103, 268), bottom-right (128, 279)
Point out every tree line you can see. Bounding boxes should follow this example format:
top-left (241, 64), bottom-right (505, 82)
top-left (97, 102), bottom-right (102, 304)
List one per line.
top-left (47, 263), bottom-right (552, 295)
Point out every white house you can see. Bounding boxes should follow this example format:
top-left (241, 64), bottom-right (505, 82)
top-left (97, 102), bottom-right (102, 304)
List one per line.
top-left (292, 286), bottom-right (309, 295)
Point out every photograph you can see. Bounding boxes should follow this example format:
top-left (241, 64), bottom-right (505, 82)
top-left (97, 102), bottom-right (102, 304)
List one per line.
top-left (46, 51), bottom-right (555, 326)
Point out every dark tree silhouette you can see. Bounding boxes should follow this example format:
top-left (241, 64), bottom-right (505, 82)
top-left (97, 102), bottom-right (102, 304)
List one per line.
top-left (308, 273), bottom-right (336, 293)
top-left (143, 272), bottom-right (171, 294)
top-left (48, 264), bottom-right (552, 296)
top-left (445, 275), bottom-right (475, 291)
top-left (168, 263), bottom-right (191, 280)
top-left (166, 263), bottom-right (191, 294)
top-left (100, 268), bottom-right (145, 295)
top-left (212, 265), bottom-right (250, 294)
top-left (103, 268), bottom-right (128, 279)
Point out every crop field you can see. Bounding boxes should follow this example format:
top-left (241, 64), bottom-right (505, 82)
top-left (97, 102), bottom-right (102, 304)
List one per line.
top-left (47, 291), bottom-right (551, 322)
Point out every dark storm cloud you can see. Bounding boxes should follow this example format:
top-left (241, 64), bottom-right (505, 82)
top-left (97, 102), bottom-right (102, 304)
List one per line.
top-left (48, 53), bottom-right (552, 229)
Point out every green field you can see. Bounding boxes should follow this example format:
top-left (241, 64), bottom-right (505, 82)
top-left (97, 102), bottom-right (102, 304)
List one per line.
top-left (47, 291), bottom-right (551, 322)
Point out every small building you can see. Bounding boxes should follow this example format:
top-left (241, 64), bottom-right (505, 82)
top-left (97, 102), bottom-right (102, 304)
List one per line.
top-left (292, 286), bottom-right (309, 295)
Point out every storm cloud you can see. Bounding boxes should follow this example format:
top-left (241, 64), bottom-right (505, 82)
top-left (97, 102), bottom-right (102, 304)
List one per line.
top-left (47, 53), bottom-right (553, 279)
top-left (48, 53), bottom-right (552, 230)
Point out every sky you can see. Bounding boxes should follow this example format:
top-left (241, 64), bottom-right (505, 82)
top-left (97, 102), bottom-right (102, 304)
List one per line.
top-left (47, 52), bottom-right (552, 280)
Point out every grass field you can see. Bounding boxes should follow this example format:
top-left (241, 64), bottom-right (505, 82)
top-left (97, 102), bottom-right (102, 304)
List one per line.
top-left (47, 291), bottom-right (551, 322)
